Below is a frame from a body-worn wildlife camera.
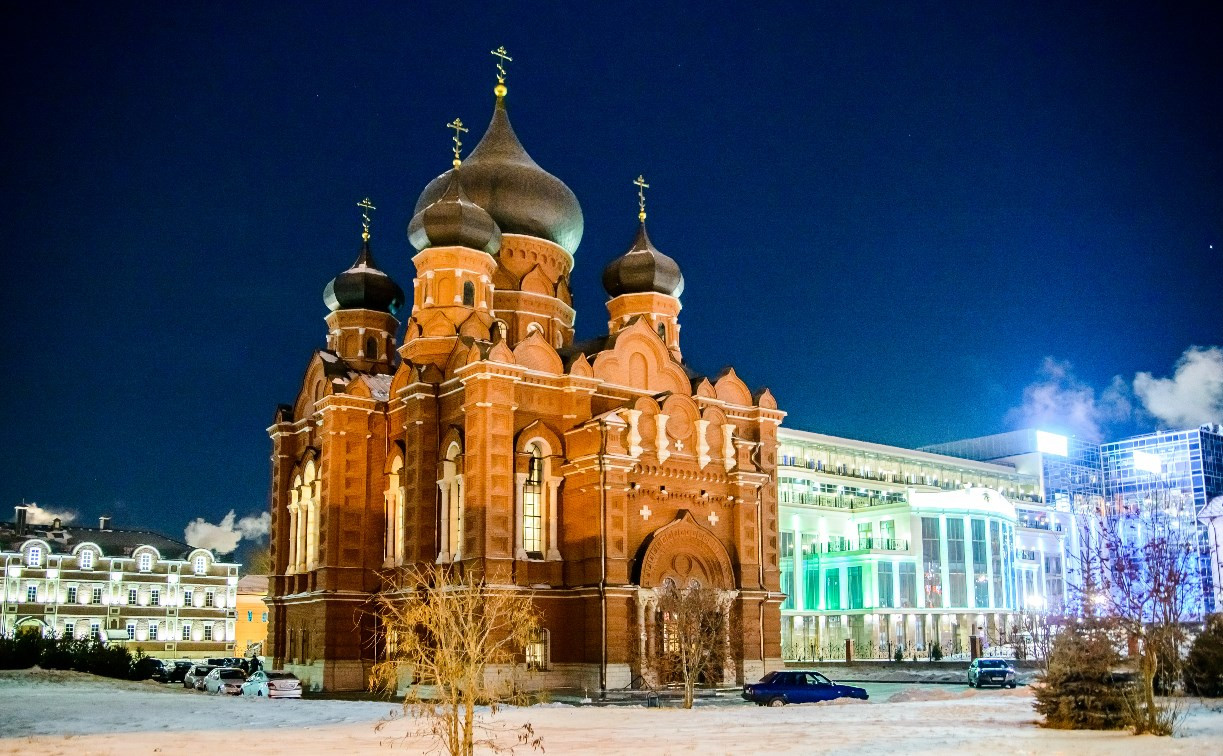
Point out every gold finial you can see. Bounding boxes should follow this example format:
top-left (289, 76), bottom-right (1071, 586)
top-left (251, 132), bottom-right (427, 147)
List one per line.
top-left (490, 45), bottom-right (512, 97)
top-left (633, 175), bottom-right (650, 222)
top-left (447, 118), bottom-right (468, 168)
top-left (357, 197), bottom-right (376, 242)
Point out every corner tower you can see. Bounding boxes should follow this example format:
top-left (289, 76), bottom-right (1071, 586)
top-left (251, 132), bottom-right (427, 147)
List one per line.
top-left (413, 58), bottom-right (583, 349)
top-left (600, 176), bottom-right (685, 360)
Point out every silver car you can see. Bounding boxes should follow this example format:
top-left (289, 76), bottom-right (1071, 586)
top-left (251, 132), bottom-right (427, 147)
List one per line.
top-left (183, 664), bottom-right (216, 690)
top-left (241, 670), bottom-right (303, 699)
top-left (204, 667), bottom-right (247, 695)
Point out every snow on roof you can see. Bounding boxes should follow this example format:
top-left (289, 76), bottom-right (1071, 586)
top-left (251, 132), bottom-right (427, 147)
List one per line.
top-left (362, 374), bottom-right (392, 401)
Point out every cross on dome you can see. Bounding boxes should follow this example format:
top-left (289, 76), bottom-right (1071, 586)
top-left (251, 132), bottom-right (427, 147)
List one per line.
top-left (357, 197), bottom-right (376, 242)
top-left (634, 174), bottom-right (650, 222)
top-left (490, 46), bottom-right (512, 97)
top-left (447, 118), bottom-right (468, 168)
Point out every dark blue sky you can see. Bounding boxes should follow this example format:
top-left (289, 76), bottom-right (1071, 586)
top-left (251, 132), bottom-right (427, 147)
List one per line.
top-left (3, 2), bottom-right (1220, 543)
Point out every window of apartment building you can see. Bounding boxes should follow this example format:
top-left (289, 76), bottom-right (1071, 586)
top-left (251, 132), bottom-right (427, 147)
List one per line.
top-left (879, 519), bottom-right (896, 543)
top-left (261, 612), bottom-right (267, 622)
top-left (64, 622), bottom-right (75, 639)
top-left (824, 568), bottom-right (841, 611)
top-left (181, 623), bottom-right (192, 641)
top-left (184, 589), bottom-right (193, 607)
top-left (877, 562), bottom-right (894, 608)
top-left (847, 566), bottom-right (864, 610)
top-left (898, 562), bottom-right (917, 608)
top-left (89, 623), bottom-right (100, 640)
top-left (921, 517), bottom-right (942, 607)
top-left (247, 611), bottom-right (253, 622)
top-left (971, 519), bottom-right (988, 608)
top-left (138, 553), bottom-right (152, 572)
top-left (857, 522), bottom-right (873, 547)
top-left (67, 586), bottom-right (78, 604)
top-left (779, 531), bottom-right (795, 610)
top-left (801, 534), bottom-right (820, 610)
top-left (126, 622), bottom-right (136, 640)
top-left (947, 518), bottom-right (967, 607)
top-left (26, 585), bottom-right (37, 602)
top-left (79, 550), bottom-right (94, 570)
top-left (150, 589), bottom-right (160, 607)
top-left (194, 556), bottom-right (207, 575)
top-left (204, 591), bottom-right (214, 608)
top-left (526, 628), bottom-right (549, 671)
top-left (91, 587), bottom-right (103, 605)
top-left (203, 625), bottom-right (213, 641)
top-left (26, 546), bottom-right (42, 567)
top-left (148, 622), bottom-right (159, 640)
top-left (128, 588), bottom-right (138, 605)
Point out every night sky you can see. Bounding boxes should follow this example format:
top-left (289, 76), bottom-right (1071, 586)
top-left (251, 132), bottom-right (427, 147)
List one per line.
top-left (3, 2), bottom-right (1220, 548)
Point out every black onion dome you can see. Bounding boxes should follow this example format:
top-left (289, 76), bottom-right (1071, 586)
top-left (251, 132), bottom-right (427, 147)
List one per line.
top-left (323, 241), bottom-right (406, 314)
top-left (414, 97), bottom-right (584, 254)
top-left (408, 169), bottom-right (502, 255)
top-left (601, 222), bottom-right (684, 298)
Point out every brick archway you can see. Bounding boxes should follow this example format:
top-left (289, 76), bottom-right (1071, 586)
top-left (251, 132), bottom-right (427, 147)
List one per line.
top-left (635, 510), bottom-right (735, 590)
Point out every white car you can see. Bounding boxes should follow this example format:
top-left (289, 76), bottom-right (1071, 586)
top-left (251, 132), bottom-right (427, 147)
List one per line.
top-left (203, 667), bottom-right (247, 695)
top-left (241, 670), bottom-right (302, 699)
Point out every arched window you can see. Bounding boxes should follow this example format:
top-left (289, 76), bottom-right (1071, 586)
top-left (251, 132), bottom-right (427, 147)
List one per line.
top-left (438, 442), bottom-right (464, 562)
top-left (385, 456), bottom-right (404, 565)
top-left (462, 280), bottom-right (475, 307)
top-left (657, 323), bottom-right (666, 340)
top-left (366, 336), bottom-right (378, 358)
top-left (522, 444), bottom-right (544, 557)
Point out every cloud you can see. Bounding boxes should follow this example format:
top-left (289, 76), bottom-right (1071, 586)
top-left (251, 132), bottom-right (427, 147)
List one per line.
top-left (1006, 357), bottom-right (1131, 442)
top-left (1133, 346), bottom-right (1223, 429)
top-left (184, 510), bottom-right (271, 555)
top-left (20, 502), bottom-right (77, 526)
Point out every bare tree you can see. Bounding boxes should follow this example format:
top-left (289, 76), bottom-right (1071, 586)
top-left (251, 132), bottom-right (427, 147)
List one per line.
top-left (1074, 491), bottom-right (1200, 735)
top-left (370, 564), bottom-right (543, 756)
top-left (651, 579), bottom-right (734, 709)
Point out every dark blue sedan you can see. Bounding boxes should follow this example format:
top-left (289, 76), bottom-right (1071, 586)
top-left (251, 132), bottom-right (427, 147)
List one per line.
top-left (742, 670), bottom-right (869, 706)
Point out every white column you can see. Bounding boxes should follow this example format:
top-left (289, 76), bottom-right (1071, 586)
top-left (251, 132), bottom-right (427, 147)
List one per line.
top-left (437, 478), bottom-right (451, 563)
top-left (286, 503), bottom-right (299, 574)
top-left (452, 475), bottom-right (464, 559)
top-left (296, 492), bottom-right (308, 571)
top-left (395, 487), bottom-right (405, 564)
top-left (514, 472), bottom-right (527, 560)
top-left (938, 515), bottom-right (950, 609)
top-left (546, 476), bottom-right (562, 561)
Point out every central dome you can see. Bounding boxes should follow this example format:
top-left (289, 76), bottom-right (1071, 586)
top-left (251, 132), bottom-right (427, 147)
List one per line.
top-left (414, 97), bottom-right (584, 255)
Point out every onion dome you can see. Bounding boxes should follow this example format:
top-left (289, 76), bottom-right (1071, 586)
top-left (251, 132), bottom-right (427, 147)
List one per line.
top-left (408, 170), bottom-right (502, 255)
top-left (323, 240), bottom-right (405, 315)
top-left (413, 97), bottom-right (584, 255)
top-left (601, 222), bottom-right (684, 298)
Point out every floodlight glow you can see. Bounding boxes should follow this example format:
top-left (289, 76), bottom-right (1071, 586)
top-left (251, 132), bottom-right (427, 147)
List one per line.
top-left (1133, 450), bottom-right (1162, 474)
top-left (1035, 430), bottom-right (1068, 457)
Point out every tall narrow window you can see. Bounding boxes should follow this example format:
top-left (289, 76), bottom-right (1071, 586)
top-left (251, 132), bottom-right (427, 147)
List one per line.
top-left (526, 628), bottom-right (549, 670)
top-left (656, 323), bottom-right (666, 340)
top-left (91, 587), bottom-right (103, 605)
top-left (79, 550), bottom-right (94, 570)
top-left (921, 517), bottom-right (943, 607)
top-left (26, 547), bottom-right (41, 567)
top-left (440, 442), bottom-right (464, 561)
top-left (366, 336), bottom-right (378, 358)
top-left (148, 622), bottom-right (158, 640)
top-left (779, 531), bottom-right (795, 610)
top-left (947, 518), bottom-right (967, 607)
top-left (877, 561), bottom-right (894, 608)
top-left (150, 589), bottom-right (160, 607)
top-left (990, 521), bottom-right (1003, 608)
top-left (801, 534), bottom-right (820, 610)
top-left (462, 281), bottom-right (475, 307)
top-left (848, 566), bottom-right (864, 609)
top-left (522, 445), bottom-right (544, 557)
top-left (971, 519), bottom-right (989, 608)
top-left (824, 568), bottom-right (841, 611)
top-left (128, 589), bottom-right (137, 605)
top-left (194, 555), bottom-right (207, 575)
top-left (899, 563), bottom-right (917, 608)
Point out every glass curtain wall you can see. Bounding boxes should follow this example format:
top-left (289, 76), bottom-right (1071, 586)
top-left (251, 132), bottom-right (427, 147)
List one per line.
top-left (780, 531), bottom-right (795, 610)
top-left (922, 518), bottom-right (943, 607)
top-left (947, 519), bottom-right (967, 607)
top-left (971, 519), bottom-right (988, 608)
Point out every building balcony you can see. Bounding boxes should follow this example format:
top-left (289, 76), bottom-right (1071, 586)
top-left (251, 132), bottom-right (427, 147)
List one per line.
top-left (1018, 517), bottom-right (1063, 532)
top-left (815, 538), bottom-right (910, 554)
top-left (1017, 549), bottom-right (1040, 561)
top-left (779, 491), bottom-right (905, 510)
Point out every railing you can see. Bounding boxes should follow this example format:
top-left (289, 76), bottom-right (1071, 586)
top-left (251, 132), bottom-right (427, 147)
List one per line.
top-left (779, 491), bottom-right (905, 510)
top-left (1017, 549), bottom-right (1039, 561)
top-left (777, 457), bottom-right (1045, 504)
top-left (816, 538), bottom-right (910, 554)
top-left (1018, 519), bottom-right (1063, 532)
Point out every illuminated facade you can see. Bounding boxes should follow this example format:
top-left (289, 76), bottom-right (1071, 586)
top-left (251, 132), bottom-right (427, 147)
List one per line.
top-left (775, 430), bottom-right (1071, 659)
top-left (1100, 425), bottom-right (1223, 614)
top-left (1, 509), bottom-right (238, 657)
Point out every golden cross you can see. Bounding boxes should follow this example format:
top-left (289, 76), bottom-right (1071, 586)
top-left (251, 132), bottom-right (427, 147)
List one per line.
top-left (447, 118), bottom-right (468, 168)
top-left (634, 175), bottom-right (650, 222)
top-left (490, 46), bottom-right (512, 96)
top-left (357, 197), bottom-right (376, 242)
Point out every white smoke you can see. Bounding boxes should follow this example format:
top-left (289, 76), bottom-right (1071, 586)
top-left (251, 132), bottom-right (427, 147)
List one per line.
top-left (184, 510), bottom-right (271, 555)
top-left (1133, 346), bottom-right (1223, 429)
top-left (1006, 357), bottom-right (1131, 442)
top-left (20, 502), bottom-right (77, 526)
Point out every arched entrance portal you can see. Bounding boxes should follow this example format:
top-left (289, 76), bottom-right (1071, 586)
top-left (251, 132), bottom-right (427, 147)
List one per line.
top-left (633, 511), bottom-right (737, 687)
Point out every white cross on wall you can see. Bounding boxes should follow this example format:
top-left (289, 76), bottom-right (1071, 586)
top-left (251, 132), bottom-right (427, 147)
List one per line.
top-left (640, 505), bottom-right (652, 520)
top-left (674, 439), bottom-right (684, 451)
top-left (708, 511), bottom-right (719, 526)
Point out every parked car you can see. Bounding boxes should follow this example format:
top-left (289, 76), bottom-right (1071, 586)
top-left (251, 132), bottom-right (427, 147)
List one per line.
top-left (742, 670), bottom-right (869, 706)
top-left (968, 658), bottom-right (1017, 688)
top-left (184, 664), bottom-right (217, 690)
top-left (152, 660), bottom-right (192, 684)
top-left (241, 670), bottom-right (303, 699)
top-left (166, 660), bottom-right (193, 684)
top-left (204, 667), bottom-right (248, 695)
top-left (207, 657), bottom-right (245, 669)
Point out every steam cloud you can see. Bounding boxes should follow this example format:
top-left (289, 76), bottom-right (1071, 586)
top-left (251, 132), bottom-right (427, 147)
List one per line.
top-left (21, 502), bottom-right (77, 526)
top-left (1133, 346), bottom-right (1223, 429)
top-left (1009, 346), bottom-right (1223, 439)
top-left (184, 510), bottom-right (271, 555)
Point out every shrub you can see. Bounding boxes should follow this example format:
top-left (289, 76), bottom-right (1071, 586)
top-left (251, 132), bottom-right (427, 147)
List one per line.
top-left (893, 645), bottom-right (904, 663)
top-left (929, 642), bottom-right (943, 662)
top-left (1185, 614), bottom-right (1223, 697)
top-left (130, 651), bottom-right (161, 681)
top-left (1033, 621), bottom-right (1130, 730)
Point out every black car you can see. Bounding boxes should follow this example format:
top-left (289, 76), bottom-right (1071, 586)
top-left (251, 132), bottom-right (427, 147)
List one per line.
top-left (164, 660), bottom-right (193, 683)
top-left (968, 658), bottom-right (1017, 688)
top-left (742, 670), bottom-right (869, 706)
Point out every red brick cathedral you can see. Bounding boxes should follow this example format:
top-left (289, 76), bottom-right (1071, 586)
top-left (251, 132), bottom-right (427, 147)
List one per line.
top-left (266, 65), bottom-right (785, 692)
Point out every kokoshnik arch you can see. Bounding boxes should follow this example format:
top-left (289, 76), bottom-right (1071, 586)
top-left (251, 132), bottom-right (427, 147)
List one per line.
top-left (265, 52), bottom-right (786, 692)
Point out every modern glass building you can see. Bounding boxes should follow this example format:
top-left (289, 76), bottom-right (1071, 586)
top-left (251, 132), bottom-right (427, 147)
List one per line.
top-left (1100, 424), bottom-right (1223, 615)
top-left (775, 429), bottom-right (1071, 660)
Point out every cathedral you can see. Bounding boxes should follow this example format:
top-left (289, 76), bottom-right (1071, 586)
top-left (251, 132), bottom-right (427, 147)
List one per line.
top-left (266, 55), bottom-right (785, 692)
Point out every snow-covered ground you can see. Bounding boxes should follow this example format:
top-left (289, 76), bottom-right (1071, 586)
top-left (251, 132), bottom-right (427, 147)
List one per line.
top-left (1, 669), bottom-right (1221, 755)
